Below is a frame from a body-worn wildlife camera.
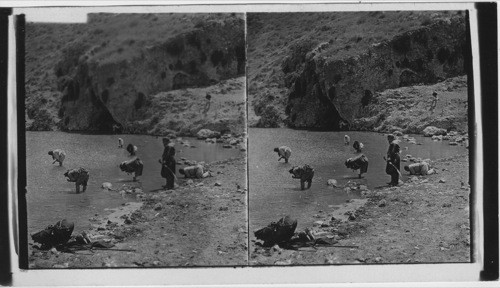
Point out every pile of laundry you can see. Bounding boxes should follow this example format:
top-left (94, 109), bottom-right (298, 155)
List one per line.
top-left (31, 219), bottom-right (124, 253)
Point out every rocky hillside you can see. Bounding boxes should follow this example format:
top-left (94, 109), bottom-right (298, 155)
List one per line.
top-left (248, 11), bottom-right (469, 133)
top-left (26, 13), bottom-right (245, 135)
top-left (352, 75), bottom-right (468, 134)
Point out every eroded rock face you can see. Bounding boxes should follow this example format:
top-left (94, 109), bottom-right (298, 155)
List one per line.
top-left (57, 16), bottom-right (245, 133)
top-left (284, 17), bottom-right (467, 130)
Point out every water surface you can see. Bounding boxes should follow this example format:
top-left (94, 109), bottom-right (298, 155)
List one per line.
top-left (249, 128), bottom-right (467, 231)
top-left (26, 132), bottom-right (242, 234)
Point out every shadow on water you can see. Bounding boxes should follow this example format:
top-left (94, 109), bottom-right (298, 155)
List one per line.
top-left (249, 128), bottom-right (468, 231)
top-left (26, 131), bottom-right (242, 233)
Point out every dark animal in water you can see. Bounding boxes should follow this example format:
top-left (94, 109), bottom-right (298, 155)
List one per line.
top-left (289, 164), bottom-right (314, 190)
top-left (64, 168), bottom-right (90, 193)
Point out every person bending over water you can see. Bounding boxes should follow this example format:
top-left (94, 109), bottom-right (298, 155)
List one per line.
top-left (344, 135), bottom-right (350, 146)
top-left (385, 134), bottom-right (401, 186)
top-left (345, 154), bottom-right (369, 178)
top-left (126, 143), bottom-right (138, 156)
top-left (159, 138), bottom-right (176, 189)
top-left (404, 162), bottom-right (435, 176)
top-left (48, 149), bottom-right (66, 166)
top-left (274, 146), bottom-right (292, 163)
top-left (120, 158), bottom-right (144, 181)
top-left (179, 165), bottom-right (212, 179)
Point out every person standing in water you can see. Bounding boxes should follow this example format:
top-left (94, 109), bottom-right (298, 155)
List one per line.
top-left (118, 138), bottom-right (124, 148)
top-left (48, 149), bottom-right (66, 166)
top-left (159, 137), bottom-right (176, 189)
top-left (385, 134), bottom-right (401, 186)
top-left (353, 140), bottom-right (364, 153)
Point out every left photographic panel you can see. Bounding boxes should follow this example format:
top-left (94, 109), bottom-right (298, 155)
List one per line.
top-left (20, 7), bottom-right (248, 268)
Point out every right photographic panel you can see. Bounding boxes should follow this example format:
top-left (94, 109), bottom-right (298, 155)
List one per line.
top-left (247, 11), bottom-right (471, 265)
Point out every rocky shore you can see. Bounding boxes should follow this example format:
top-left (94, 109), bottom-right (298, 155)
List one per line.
top-left (250, 153), bottom-right (470, 265)
top-left (29, 156), bottom-right (248, 268)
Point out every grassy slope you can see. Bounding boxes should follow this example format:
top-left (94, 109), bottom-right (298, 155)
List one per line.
top-left (247, 11), bottom-right (465, 126)
top-left (25, 13), bottom-right (242, 131)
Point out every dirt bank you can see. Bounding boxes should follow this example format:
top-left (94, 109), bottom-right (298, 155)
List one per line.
top-left (250, 153), bottom-right (470, 265)
top-left (28, 156), bottom-right (247, 268)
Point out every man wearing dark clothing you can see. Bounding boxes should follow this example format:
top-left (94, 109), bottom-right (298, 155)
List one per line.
top-left (159, 138), bottom-right (176, 189)
top-left (385, 134), bottom-right (401, 186)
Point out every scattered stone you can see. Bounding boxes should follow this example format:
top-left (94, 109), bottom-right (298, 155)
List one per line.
top-left (196, 129), bottom-right (220, 140)
top-left (327, 179), bottom-right (338, 187)
top-left (393, 130), bottom-right (403, 136)
top-left (195, 183), bottom-right (204, 187)
top-left (274, 259), bottom-right (292, 265)
top-left (313, 221), bottom-right (324, 226)
top-left (449, 142), bottom-right (458, 146)
top-left (186, 179), bottom-right (194, 185)
top-left (219, 206), bottom-right (228, 211)
top-left (214, 182), bottom-right (222, 187)
top-left (222, 144), bottom-right (232, 148)
top-left (378, 200), bottom-right (387, 207)
top-left (423, 126), bottom-right (447, 137)
top-left (124, 217), bottom-right (132, 224)
top-left (153, 203), bottom-right (163, 211)
top-left (439, 178), bottom-right (446, 183)
top-left (411, 176), bottom-right (419, 182)
top-left (133, 188), bottom-right (143, 194)
top-left (359, 185), bottom-right (368, 191)
top-left (101, 182), bottom-right (113, 190)
top-left (272, 244), bottom-right (283, 253)
top-left (442, 203), bottom-right (451, 208)
top-left (374, 257), bottom-right (382, 262)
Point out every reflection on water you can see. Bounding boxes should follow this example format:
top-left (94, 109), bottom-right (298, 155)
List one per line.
top-left (26, 132), bottom-right (242, 233)
top-left (249, 128), bottom-right (468, 231)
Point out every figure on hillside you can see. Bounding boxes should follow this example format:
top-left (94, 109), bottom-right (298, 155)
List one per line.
top-left (345, 154), bottom-right (369, 179)
top-left (430, 91), bottom-right (438, 114)
top-left (119, 158), bottom-right (144, 182)
top-left (353, 140), bottom-right (364, 153)
top-left (385, 134), bottom-right (401, 186)
top-left (159, 137), bottom-right (176, 189)
top-left (118, 138), bottom-right (124, 148)
top-left (404, 162), bottom-right (436, 176)
top-left (48, 149), bottom-right (66, 166)
top-left (203, 93), bottom-right (212, 114)
top-left (179, 164), bottom-right (212, 179)
top-left (126, 143), bottom-right (137, 156)
top-left (274, 146), bottom-right (292, 163)
top-left (344, 135), bottom-right (350, 146)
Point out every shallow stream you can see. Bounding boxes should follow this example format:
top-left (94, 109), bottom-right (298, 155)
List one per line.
top-left (26, 132), bottom-right (241, 233)
top-left (248, 128), bottom-right (468, 231)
